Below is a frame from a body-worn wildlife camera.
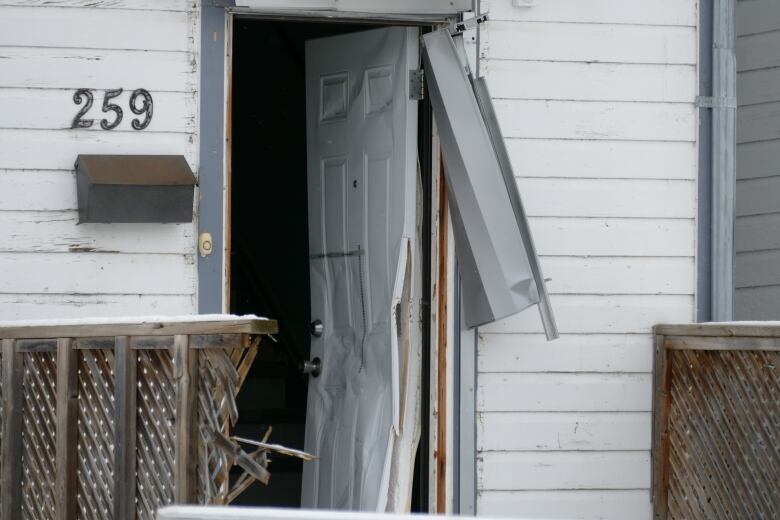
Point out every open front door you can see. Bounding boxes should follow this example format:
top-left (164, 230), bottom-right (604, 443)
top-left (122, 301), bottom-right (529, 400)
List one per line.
top-left (302, 26), bottom-right (419, 511)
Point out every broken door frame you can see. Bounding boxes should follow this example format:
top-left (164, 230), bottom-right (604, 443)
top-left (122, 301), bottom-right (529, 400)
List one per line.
top-left (198, 0), bottom-right (474, 514)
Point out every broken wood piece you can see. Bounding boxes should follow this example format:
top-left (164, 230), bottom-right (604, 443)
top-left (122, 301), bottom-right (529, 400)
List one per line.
top-left (232, 436), bottom-right (317, 461)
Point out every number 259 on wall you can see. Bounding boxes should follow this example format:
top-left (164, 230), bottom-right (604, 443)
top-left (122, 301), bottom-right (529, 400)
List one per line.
top-left (71, 88), bottom-right (153, 130)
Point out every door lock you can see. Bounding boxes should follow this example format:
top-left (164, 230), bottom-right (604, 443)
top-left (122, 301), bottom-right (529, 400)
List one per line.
top-left (310, 319), bottom-right (324, 337)
top-left (301, 357), bottom-right (321, 378)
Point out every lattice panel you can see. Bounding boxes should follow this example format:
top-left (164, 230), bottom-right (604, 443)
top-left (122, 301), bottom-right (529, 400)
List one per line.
top-left (77, 349), bottom-right (115, 520)
top-left (666, 349), bottom-right (780, 520)
top-left (21, 352), bottom-right (57, 520)
top-left (136, 349), bottom-right (176, 520)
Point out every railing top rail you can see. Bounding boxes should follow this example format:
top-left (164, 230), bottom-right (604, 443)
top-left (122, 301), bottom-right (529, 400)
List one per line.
top-left (0, 314), bottom-right (277, 339)
top-left (655, 321), bottom-right (780, 338)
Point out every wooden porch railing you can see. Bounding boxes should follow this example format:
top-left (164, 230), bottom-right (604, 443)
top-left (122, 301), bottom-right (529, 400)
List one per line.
top-left (0, 316), bottom-right (277, 520)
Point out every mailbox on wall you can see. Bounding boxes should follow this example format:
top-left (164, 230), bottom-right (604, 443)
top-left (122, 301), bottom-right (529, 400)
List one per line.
top-left (75, 155), bottom-right (196, 223)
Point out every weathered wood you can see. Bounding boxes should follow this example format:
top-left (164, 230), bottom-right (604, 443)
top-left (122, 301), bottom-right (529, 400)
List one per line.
top-left (131, 335), bottom-right (176, 350)
top-left (651, 333), bottom-right (671, 519)
top-left (113, 336), bottom-right (136, 520)
top-left (656, 322), bottom-right (780, 337)
top-left (74, 337), bottom-right (116, 350)
top-left (15, 338), bottom-right (57, 352)
top-left (665, 335), bottom-right (780, 351)
top-left (189, 334), bottom-right (244, 349)
top-left (0, 317), bottom-right (277, 339)
top-left (1, 339), bottom-right (22, 520)
top-left (55, 338), bottom-right (78, 520)
top-left (173, 334), bottom-right (198, 503)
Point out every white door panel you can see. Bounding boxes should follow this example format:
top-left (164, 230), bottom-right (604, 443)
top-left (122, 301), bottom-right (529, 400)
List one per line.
top-left (303, 26), bottom-right (419, 511)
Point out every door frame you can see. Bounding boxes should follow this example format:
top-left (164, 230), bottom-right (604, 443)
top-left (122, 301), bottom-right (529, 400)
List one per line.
top-left (198, 2), bottom-right (473, 513)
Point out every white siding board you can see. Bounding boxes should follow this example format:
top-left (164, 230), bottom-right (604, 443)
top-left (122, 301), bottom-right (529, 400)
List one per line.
top-left (736, 213), bottom-right (780, 252)
top-left (481, 295), bottom-right (694, 334)
top-left (478, 451), bottom-right (651, 490)
top-left (0, 1), bottom-right (190, 11)
top-left (484, 21), bottom-right (696, 65)
top-left (0, 88), bottom-right (196, 133)
top-left (736, 176), bottom-right (780, 216)
top-left (484, 0), bottom-right (696, 26)
top-left (737, 30), bottom-right (780, 71)
top-left (737, 0), bottom-right (780, 36)
top-left (736, 139), bottom-right (780, 179)
top-left (484, 60), bottom-right (696, 103)
top-left (506, 139), bottom-right (696, 180)
top-left (495, 99), bottom-right (695, 142)
top-left (519, 178), bottom-right (695, 218)
top-left (736, 250), bottom-right (780, 288)
top-left (0, 253), bottom-right (194, 294)
top-left (540, 256), bottom-right (694, 295)
top-left (738, 68), bottom-right (780, 106)
top-left (529, 218), bottom-right (695, 257)
top-left (735, 286), bottom-right (780, 320)
top-left (478, 490), bottom-right (653, 520)
top-left (0, 47), bottom-right (195, 91)
top-left (0, 293), bottom-right (195, 320)
top-left (0, 6), bottom-right (192, 51)
top-left (737, 102), bottom-right (780, 143)
top-left (478, 412), bottom-right (652, 451)
top-left (478, 333), bottom-right (654, 374)
top-left (478, 373), bottom-right (652, 412)
top-left (0, 129), bottom-right (196, 171)
top-left (0, 211), bottom-right (195, 254)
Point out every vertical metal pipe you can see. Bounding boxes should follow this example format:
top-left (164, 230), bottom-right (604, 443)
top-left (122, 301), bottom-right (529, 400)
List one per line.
top-left (711, 0), bottom-right (736, 321)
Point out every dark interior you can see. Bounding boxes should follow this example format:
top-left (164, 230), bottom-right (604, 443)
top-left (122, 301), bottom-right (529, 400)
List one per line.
top-left (229, 18), bottom-right (431, 510)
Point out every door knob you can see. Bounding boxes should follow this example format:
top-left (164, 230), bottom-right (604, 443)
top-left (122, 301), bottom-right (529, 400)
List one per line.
top-left (310, 319), bottom-right (324, 337)
top-left (301, 357), bottom-right (321, 377)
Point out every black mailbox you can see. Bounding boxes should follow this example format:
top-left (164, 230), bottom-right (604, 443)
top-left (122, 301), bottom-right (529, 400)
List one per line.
top-left (75, 155), bottom-right (196, 223)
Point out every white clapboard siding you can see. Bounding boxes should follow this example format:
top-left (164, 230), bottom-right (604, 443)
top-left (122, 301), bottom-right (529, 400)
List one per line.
top-left (737, 30), bottom-right (780, 72)
top-left (481, 294), bottom-right (694, 335)
top-left (483, 21), bottom-right (696, 64)
top-left (737, 0), bottom-right (780, 36)
top-left (478, 451), bottom-right (651, 490)
top-left (735, 286), bottom-right (780, 320)
top-left (478, 490), bottom-right (652, 520)
top-left (0, 253), bottom-right (194, 294)
top-left (478, 334), bottom-right (654, 373)
top-left (0, 3), bottom-right (199, 319)
top-left (484, 61), bottom-right (696, 103)
top-left (0, 211), bottom-right (195, 254)
top-left (495, 100), bottom-right (695, 142)
top-left (484, 0), bottom-right (696, 26)
top-left (506, 139), bottom-right (696, 180)
top-left (738, 68), bottom-right (780, 106)
top-left (529, 218), bottom-right (695, 257)
top-left (736, 213), bottom-right (780, 252)
top-left (737, 102), bottom-right (780, 143)
top-left (478, 412), bottom-right (652, 451)
top-left (0, 88), bottom-right (196, 133)
top-left (0, 293), bottom-right (195, 321)
top-left (540, 256), bottom-right (694, 296)
top-left (0, 1), bottom-right (190, 11)
top-left (0, 129), bottom-right (197, 171)
top-left (0, 47), bottom-right (196, 91)
top-left (0, 7), bottom-right (192, 52)
top-left (478, 373), bottom-right (652, 412)
top-left (736, 139), bottom-right (780, 179)
top-left (736, 176), bottom-right (780, 216)
top-left (519, 178), bottom-right (695, 218)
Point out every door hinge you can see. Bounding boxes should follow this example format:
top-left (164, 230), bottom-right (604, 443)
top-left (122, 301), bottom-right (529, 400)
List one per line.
top-left (410, 69), bottom-right (424, 101)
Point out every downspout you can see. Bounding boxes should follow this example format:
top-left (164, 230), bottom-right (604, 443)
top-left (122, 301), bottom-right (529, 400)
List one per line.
top-left (709, 0), bottom-right (737, 321)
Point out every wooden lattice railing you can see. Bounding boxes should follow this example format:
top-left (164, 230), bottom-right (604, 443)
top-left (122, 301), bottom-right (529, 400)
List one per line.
top-left (0, 316), bottom-right (277, 520)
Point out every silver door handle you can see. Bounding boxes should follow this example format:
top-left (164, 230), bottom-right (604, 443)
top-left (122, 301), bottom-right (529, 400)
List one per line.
top-left (301, 357), bottom-right (321, 377)
top-left (310, 319), bottom-right (324, 337)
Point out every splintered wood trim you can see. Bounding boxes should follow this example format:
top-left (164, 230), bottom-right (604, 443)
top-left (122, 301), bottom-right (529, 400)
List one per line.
top-left (0, 318), bottom-right (278, 339)
top-left (113, 336), bottom-right (136, 520)
top-left (435, 161), bottom-right (449, 514)
top-left (55, 338), bottom-right (78, 520)
top-left (1, 339), bottom-right (23, 519)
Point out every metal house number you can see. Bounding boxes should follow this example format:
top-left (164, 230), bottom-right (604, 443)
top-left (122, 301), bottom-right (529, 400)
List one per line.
top-left (71, 88), bottom-right (154, 130)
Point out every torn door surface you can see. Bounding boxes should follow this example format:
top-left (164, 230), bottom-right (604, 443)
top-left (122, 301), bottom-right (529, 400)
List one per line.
top-left (422, 28), bottom-right (557, 339)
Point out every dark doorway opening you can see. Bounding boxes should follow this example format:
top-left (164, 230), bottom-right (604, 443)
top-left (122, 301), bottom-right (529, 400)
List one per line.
top-left (229, 17), bottom-right (432, 511)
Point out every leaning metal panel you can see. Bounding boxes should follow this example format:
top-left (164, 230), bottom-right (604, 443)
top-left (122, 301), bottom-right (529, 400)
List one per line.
top-left (77, 349), bottom-right (115, 520)
top-left (21, 352), bottom-right (57, 520)
top-left (665, 349), bottom-right (780, 519)
top-left (136, 349), bottom-right (176, 520)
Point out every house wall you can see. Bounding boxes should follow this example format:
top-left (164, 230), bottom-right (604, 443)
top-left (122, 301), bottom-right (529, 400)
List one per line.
top-left (735, 0), bottom-right (780, 319)
top-left (476, 1), bottom-right (698, 518)
top-left (0, 1), bottom-right (199, 319)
